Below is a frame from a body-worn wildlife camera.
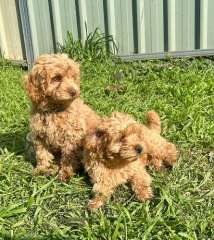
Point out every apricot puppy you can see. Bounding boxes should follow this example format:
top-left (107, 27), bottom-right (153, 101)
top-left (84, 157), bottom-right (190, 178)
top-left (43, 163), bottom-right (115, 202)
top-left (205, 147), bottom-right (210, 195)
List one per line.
top-left (24, 54), bottom-right (99, 180)
top-left (83, 112), bottom-right (153, 209)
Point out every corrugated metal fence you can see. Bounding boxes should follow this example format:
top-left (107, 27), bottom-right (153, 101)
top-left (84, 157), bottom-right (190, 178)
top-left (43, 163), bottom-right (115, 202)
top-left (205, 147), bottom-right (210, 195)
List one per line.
top-left (1, 0), bottom-right (214, 66)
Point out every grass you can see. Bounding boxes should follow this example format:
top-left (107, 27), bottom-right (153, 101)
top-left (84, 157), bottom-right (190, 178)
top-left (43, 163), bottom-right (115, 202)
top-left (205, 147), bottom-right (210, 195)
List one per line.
top-left (0, 56), bottom-right (213, 239)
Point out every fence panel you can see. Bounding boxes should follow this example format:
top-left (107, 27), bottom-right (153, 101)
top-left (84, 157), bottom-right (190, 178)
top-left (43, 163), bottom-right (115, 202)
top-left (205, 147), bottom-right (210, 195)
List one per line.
top-left (0, 0), bottom-right (214, 65)
top-left (0, 0), bottom-right (24, 60)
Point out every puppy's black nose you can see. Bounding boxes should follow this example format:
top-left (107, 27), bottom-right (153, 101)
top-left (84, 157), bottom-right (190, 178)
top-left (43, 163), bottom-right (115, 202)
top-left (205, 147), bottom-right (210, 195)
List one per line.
top-left (134, 144), bottom-right (143, 154)
top-left (69, 88), bottom-right (76, 97)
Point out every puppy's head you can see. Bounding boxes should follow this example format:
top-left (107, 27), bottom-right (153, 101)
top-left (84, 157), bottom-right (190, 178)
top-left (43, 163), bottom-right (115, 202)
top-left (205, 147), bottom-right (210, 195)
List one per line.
top-left (85, 112), bottom-right (150, 166)
top-left (24, 54), bottom-right (80, 110)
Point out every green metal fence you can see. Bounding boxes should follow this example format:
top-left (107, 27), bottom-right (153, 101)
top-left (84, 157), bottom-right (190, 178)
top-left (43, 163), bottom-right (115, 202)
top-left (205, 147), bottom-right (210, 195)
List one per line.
top-left (0, 0), bottom-right (214, 66)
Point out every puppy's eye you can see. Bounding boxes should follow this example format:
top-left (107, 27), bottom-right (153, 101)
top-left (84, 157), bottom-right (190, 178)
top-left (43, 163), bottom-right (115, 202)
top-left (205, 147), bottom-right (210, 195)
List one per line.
top-left (95, 129), bottom-right (104, 138)
top-left (51, 75), bottom-right (62, 83)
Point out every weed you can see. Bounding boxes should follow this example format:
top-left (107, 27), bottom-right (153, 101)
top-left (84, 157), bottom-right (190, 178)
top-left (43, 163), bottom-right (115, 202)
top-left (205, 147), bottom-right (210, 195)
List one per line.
top-left (58, 27), bottom-right (117, 62)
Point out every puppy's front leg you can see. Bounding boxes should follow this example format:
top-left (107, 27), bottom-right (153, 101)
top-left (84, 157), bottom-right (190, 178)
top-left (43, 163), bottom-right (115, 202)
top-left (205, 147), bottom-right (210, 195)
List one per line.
top-left (58, 149), bottom-right (81, 181)
top-left (88, 182), bottom-right (115, 210)
top-left (130, 170), bottom-right (153, 202)
top-left (33, 139), bottom-right (55, 175)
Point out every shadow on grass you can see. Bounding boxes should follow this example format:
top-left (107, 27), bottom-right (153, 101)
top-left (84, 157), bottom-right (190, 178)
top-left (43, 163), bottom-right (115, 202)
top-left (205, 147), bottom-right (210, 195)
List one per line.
top-left (0, 131), bottom-right (36, 166)
top-left (0, 131), bottom-right (26, 154)
top-left (0, 232), bottom-right (67, 240)
top-left (0, 131), bottom-right (91, 180)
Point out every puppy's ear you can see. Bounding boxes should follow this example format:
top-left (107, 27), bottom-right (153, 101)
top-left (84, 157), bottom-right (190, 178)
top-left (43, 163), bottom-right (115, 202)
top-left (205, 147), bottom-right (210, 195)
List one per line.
top-left (24, 64), bottom-right (49, 105)
top-left (24, 73), bottom-right (41, 104)
top-left (24, 74), bottom-right (35, 101)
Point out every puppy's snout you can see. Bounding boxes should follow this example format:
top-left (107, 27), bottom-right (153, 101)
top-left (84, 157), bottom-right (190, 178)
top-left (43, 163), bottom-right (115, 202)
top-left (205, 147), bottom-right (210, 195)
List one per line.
top-left (134, 144), bottom-right (143, 154)
top-left (68, 88), bottom-right (76, 97)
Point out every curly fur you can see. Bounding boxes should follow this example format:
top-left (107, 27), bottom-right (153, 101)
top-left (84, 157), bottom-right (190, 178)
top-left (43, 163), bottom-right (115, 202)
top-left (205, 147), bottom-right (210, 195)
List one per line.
top-left (144, 111), bottom-right (177, 170)
top-left (83, 111), bottom-right (177, 209)
top-left (83, 112), bottom-right (152, 209)
top-left (24, 54), bottom-right (99, 180)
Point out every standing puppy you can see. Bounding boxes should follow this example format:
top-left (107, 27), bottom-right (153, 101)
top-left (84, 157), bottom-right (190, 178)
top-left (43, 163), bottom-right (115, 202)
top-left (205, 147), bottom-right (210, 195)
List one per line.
top-left (25, 54), bottom-right (99, 181)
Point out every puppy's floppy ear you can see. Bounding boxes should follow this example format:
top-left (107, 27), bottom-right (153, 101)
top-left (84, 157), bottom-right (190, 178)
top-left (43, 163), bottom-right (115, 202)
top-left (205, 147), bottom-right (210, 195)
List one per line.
top-left (24, 73), bottom-right (37, 103)
top-left (24, 68), bottom-right (46, 104)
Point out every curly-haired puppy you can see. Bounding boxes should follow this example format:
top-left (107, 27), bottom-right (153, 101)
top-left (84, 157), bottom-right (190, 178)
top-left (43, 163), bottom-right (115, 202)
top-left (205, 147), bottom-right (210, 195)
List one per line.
top-left (83, 111), bottom-right (177, 209)
top-left (24, 54), bottom-right (99, 181)
top-left (144, 111), bottom-right (177, 170)
top-left (83, 112), bottom-right (153, 209)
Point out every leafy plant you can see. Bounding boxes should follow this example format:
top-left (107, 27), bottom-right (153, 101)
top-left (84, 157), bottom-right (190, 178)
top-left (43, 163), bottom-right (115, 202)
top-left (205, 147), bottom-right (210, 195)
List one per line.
top-left (58, 27), bottom-right (117, 62)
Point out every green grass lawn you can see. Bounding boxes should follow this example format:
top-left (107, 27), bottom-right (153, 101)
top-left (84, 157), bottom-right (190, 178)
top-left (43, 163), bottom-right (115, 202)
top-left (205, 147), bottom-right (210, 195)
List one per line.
top-left (0, 57), bottom-right (213, 239)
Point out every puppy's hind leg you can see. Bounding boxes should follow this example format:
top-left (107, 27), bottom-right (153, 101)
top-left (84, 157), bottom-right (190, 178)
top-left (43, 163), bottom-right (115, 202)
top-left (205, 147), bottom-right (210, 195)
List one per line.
top-left (163, 142), bottom-right (177, 168)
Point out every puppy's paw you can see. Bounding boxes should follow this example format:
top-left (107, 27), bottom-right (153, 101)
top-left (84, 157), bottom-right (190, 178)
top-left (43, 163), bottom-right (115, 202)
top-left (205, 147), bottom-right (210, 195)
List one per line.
top-left (58, 167), bottom-right (74, 182)
top-left (137, 186), bottom-right (153, 202)
top-left (33, 166), bottom-right (54, 176)
top-left (88, 196), bottom-right (104, 210)
top-left (145, 187), bottom-right (154, 200)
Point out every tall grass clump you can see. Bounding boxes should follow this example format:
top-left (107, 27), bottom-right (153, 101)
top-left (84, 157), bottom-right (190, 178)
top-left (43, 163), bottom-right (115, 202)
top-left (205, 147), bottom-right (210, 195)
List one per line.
top-left (58, 28), bottom-right (117, 62)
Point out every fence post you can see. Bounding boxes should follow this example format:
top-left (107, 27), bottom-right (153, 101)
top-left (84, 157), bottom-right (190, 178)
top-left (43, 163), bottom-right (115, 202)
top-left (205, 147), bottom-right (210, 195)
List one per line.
top-left (16, 0), bottom-right (34, 69)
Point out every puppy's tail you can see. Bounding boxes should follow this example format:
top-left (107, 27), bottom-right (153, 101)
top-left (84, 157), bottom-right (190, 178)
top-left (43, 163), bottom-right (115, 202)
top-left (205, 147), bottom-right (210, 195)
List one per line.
top-left (145, 111), bottom-right (161, 134)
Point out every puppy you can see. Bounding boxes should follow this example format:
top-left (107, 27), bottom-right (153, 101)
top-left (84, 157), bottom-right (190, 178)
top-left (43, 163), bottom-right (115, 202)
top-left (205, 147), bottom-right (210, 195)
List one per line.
top-left (83, 111), bottom-right (177, 209)
top-left (24, 54), bottom-right (99, 181)
top-left (83, 112), bottom-right (153, 209)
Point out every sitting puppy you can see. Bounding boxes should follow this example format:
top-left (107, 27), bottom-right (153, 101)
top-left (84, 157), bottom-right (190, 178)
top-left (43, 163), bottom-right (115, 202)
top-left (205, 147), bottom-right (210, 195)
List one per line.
top-left (144, 111), bottom-right (177, 170)
top-left (83, 112), bottom-right (153, 209)
top-left (24, 54), bottom-right (99, 181)
top-left (83, 111), bottom-right (177, 209)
